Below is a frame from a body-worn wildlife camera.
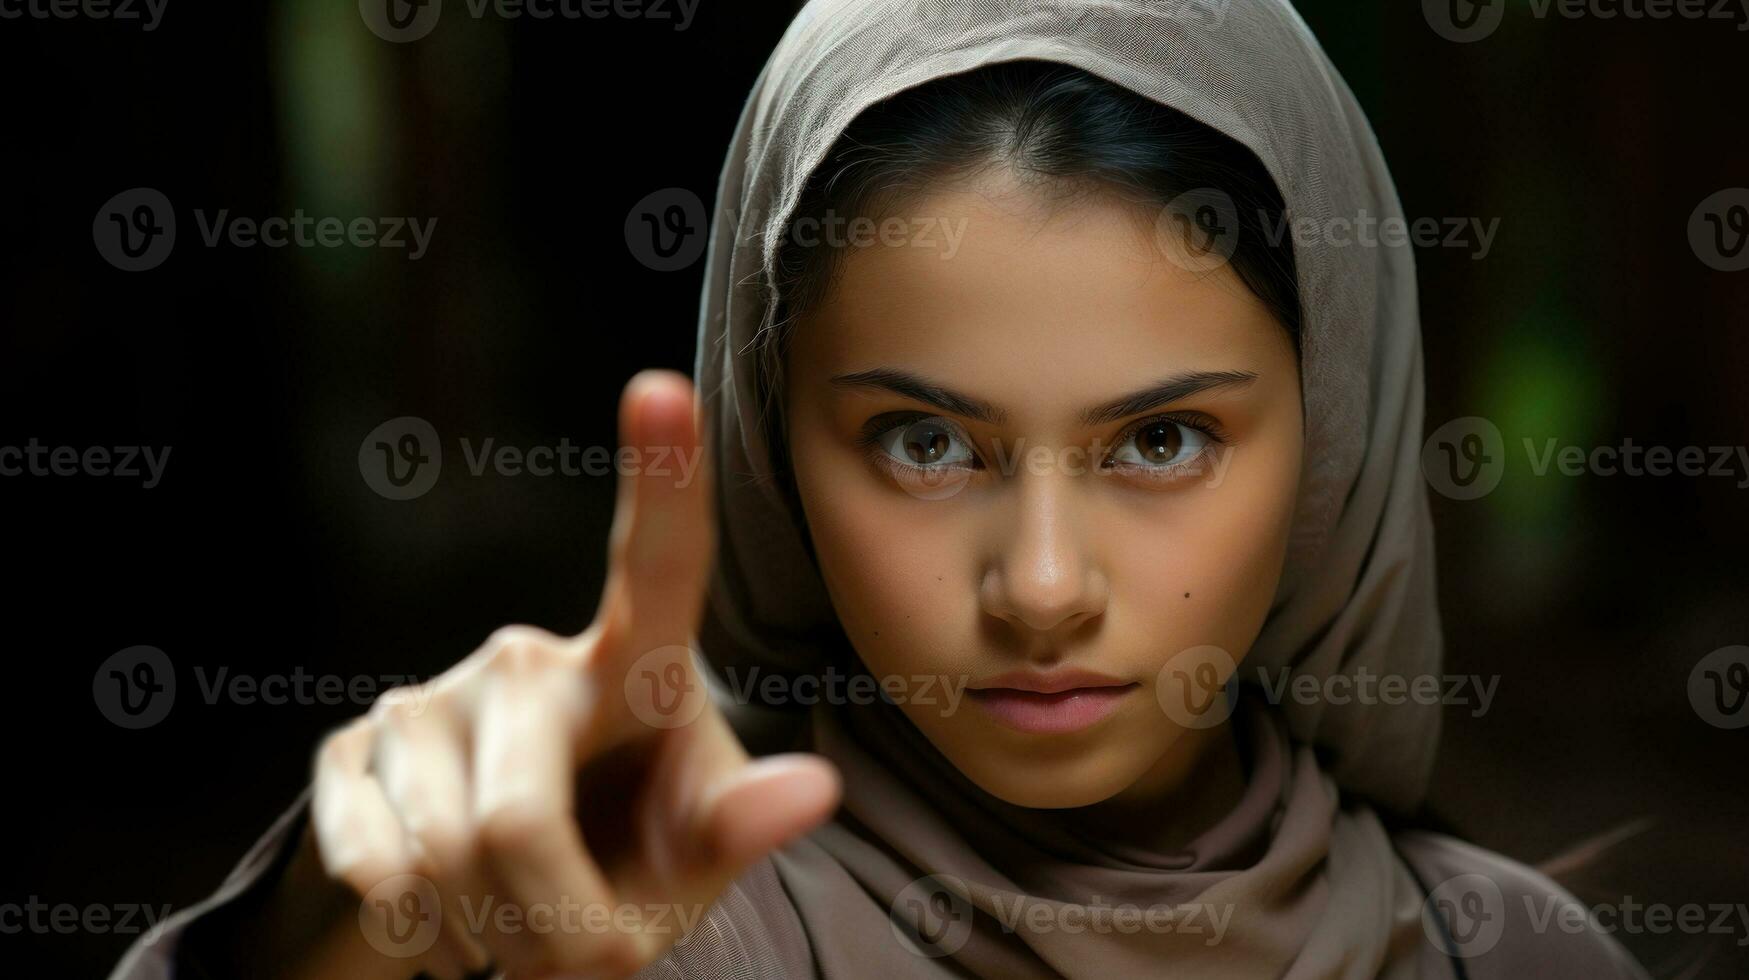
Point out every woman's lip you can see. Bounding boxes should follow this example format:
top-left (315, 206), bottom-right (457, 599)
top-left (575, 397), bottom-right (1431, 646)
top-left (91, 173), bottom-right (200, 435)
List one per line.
top-left (967, 684), bottom-right (1137, 735)
top-left (972, 669), bottom-right (1130, 695)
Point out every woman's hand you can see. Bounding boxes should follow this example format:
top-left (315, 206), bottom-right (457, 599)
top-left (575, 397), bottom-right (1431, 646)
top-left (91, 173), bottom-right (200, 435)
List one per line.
top-left (274, 369), bottom-right (840, 980)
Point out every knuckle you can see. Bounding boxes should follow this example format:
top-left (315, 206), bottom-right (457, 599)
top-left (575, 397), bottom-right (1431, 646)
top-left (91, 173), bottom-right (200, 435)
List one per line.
top-left (474, 801), bottom-right (564, 860)
top-left (484, 628), bottom-right (569, 676)
top-left (484, 623), bottom-right (556, 654)
top-left (424, 677), bottom-right (468, 718)
top-left (409, 820), bottom-right (478, 877)
top-left (369, 684), bottom-right (429, 726)
top-left (314, 717), bottom-right (372, 773)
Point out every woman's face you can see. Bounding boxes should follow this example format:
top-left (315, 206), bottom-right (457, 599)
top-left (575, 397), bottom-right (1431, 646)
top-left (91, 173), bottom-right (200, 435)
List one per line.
top-left (783, 173), bottom-right (1303, 809)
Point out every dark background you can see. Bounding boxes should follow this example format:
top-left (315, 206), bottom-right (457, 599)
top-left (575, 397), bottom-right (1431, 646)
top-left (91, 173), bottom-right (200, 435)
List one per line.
top-left (3, 0), bottom-right (1745, 975)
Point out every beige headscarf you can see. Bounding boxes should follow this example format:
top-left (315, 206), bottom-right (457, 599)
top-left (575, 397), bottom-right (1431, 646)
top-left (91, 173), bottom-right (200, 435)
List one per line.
top-left (688, 0), bottom-right (1446, 975)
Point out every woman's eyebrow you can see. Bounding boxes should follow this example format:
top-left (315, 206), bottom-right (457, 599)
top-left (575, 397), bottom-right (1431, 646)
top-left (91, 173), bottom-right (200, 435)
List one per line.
top-left (827, 368), bottom-right (1258, 426)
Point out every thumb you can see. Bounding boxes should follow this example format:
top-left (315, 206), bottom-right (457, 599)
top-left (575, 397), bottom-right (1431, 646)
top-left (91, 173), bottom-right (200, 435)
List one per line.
top-left (694, 753), bottom-right (842, 872)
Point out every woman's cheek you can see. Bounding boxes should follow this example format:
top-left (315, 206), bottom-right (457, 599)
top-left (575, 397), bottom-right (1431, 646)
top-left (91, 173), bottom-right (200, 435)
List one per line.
top-left (797, 452), bottom-right (971, 680)
top-left (1138, 437), bottom-right (1298, 658)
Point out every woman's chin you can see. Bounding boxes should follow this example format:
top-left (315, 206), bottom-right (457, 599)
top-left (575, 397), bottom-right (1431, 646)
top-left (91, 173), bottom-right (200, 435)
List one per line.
top-left (938, 738), bottom-right (1161, 810)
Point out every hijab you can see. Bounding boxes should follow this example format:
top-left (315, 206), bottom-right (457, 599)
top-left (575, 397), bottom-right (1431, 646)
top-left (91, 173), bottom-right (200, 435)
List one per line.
top-left (689, 0), bottom-right (1446, 974)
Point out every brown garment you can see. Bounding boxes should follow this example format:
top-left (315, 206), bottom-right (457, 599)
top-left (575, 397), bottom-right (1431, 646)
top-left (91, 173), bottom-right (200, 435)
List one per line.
top-left (109, 699), bottom-right (1646, 978)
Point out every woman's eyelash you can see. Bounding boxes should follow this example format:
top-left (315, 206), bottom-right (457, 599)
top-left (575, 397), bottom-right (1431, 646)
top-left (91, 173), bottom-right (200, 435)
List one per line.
top-left (1111, 410), bottom-right (1231, 452)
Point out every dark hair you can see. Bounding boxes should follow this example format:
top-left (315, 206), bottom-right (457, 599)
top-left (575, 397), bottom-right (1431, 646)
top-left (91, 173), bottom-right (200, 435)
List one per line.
top-left (757, 59), bottom-right (1300, 512)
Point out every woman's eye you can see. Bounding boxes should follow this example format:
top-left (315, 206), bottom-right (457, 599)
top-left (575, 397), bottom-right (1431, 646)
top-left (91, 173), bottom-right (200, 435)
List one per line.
top-left (875, 416), bottom-right (977, 468)
top-left (1108, 418), bottom-right (1211, 470)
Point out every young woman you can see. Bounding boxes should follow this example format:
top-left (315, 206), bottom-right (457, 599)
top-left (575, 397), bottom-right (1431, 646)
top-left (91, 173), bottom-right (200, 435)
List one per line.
top-left (113, 1), bottom-right (1649, 977)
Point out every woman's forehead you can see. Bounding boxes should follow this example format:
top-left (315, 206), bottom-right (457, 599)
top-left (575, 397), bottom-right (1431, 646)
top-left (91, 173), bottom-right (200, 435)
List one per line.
top-left (791, 181), bottom-right (1290, 392)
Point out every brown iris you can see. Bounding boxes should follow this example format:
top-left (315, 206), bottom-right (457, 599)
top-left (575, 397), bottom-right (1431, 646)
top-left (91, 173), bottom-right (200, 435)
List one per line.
top-left (1135, 420), bottom-right (1184, 464)
top-left (902, 421), bottom-right (955, 465)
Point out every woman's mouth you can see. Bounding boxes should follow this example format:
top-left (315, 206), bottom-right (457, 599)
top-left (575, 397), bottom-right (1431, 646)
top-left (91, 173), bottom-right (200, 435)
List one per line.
top-left (967, 670), bottom-right (1138, 734)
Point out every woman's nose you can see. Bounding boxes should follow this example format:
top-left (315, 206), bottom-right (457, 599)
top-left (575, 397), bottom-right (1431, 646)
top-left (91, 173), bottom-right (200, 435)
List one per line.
top-left (978, 475), bottom-right (1109, 636)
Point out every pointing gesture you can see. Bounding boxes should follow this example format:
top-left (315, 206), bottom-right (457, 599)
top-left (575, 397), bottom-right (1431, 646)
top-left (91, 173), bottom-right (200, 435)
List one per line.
top-left (286, 370), bottom-right (841, 980)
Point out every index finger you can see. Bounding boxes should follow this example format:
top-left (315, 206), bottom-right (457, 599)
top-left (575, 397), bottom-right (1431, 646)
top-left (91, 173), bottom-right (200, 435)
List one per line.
top-left (592, 369), bottom-right (717, 686)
